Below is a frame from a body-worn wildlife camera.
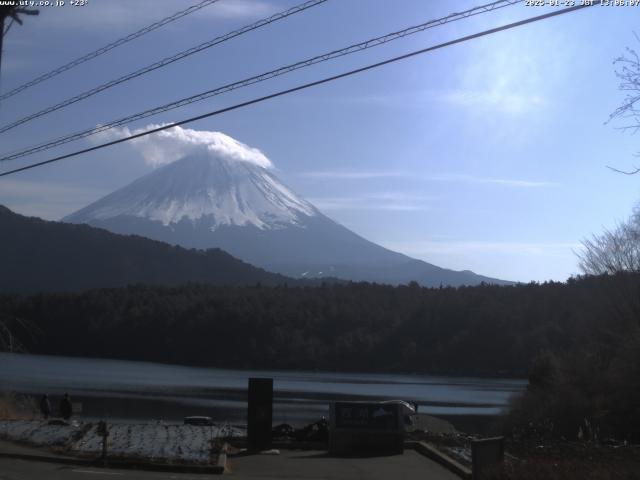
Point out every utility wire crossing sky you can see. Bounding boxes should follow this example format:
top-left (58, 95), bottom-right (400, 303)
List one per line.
top-left (0, 0), bottom-right (223, 101)
top-left (0, 0), bottom-right (519, 161)
top-left (0, 0), bottom-right (637, 283)
top-left (0, 3), bottom-right (595, 178)
top-left (0, 0), bottom-right (328, 133)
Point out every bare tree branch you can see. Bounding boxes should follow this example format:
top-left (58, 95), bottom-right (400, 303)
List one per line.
top-left (608, 33), bottom-right (640, 172)
top-left (606, 165), bottom-right (640, 175)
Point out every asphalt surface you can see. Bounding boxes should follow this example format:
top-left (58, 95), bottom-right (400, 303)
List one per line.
top-left (0, 436), bottom-right (461, 480)
top-left (227, 449), bottom-right (461, 480)
top-left (0, 450), bottom-right (461, 480)
top-left (0, 458), bottom-right (215, 480)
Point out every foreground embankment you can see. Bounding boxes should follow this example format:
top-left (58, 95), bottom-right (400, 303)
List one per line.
top-left (2, 416), bottom-right (639, 479)
top-left (0, 419), bottom-right (242, 464)
top-left (0, 278), bottom-right (620, 376)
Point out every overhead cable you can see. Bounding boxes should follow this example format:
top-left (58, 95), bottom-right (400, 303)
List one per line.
top-left (0, 3), bottom-right (596, 178)
top-left (0, 0), bottom-right (222, 101)
top-left (0, 0), bottom-right (523, 160)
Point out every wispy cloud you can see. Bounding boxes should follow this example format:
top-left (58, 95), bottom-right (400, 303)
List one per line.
top-left (308, 192), bottom-right (434, 212)
top-left (440, 23), bottom-right (565, 117)
top-left (439, 89), bottom-right (546, 114)
top-left (383, 239), bottom-right (582, 258)
top-left (298, 170), bottom-right (408, 180)
top-left (296, 170), bottom-right (557, 188)
top-left (427, 173), bottom-right (558, 188)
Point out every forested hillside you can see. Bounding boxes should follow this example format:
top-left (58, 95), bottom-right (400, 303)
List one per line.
top-left (0, 205), bottom-right (295, 292)
top-left (1, 274), bottom-right (631, 377)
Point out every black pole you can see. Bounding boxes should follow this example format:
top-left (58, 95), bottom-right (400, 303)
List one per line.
top-left (247, 378), bottom-right (273, 452)
top-left (0, 7), bottom-right (39, 82)
top-left (0, 14), bottom-right (5, 79)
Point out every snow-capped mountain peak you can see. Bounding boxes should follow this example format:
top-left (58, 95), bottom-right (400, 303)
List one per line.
top-left (64, 128), bottom-right (511, 287)
top-left (65, 152), bottom-right (317, 230)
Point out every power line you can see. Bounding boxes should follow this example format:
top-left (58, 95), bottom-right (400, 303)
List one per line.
top-left (0, 3), bottom-right (596, 179)
top-left (0, 0), bottom-right (221, 102)
top-left (0, 0), bottom-right (328, 134)
top-left (0, 0), bottom-right (524, 161)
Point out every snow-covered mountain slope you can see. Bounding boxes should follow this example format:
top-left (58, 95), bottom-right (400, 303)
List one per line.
top-left (64, 134), bottom-right (511, 287)
top-left (67, 152), bottom-right (317, 230)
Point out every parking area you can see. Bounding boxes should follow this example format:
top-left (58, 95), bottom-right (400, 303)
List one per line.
top-left (226, 449), bottom-right (461, 480)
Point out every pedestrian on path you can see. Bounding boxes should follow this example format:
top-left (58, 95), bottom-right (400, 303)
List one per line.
top-left (59, 393), bottom-right (72, 420)
top-left (39, 394), bottom-right (51, 419)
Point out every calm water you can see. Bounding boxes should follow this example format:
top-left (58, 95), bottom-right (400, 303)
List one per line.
top-left (0, 353), bottom-right (526, 427)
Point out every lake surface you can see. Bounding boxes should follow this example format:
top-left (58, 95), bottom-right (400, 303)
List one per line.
top-left (0, 353), bottom-right (526, 427)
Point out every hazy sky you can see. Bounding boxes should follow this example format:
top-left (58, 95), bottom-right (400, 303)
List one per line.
top-left (0, 0), bottom-right (638, 283)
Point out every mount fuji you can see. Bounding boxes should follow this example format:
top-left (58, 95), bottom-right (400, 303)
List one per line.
top-left (64, 132), bottom-right (509, 287)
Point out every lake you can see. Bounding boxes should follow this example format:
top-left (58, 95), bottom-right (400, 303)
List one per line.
top-left (0, 353), bottom-right (526, 430)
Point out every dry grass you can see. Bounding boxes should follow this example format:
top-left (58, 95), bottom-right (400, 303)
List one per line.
top-left (505, 458), bottom-right (640, 480)
top-left (504, 442), bottom-right (640, 480)
top-left (420, 430), bottom-right (640, 479)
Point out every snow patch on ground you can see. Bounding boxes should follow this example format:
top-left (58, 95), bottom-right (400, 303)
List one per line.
top-left (0, 420), bottom-right (243, 464)
top-left (0, 419), bottom-right (77, 447)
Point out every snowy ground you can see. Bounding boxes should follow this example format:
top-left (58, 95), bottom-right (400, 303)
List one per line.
top-left (0, 419), bottom-right (244, 464)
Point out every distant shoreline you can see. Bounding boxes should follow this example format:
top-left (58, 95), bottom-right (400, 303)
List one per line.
top-left (2, 351), bottom-right (529, 381)
top-left (1, 353), bottom-right (523, 427)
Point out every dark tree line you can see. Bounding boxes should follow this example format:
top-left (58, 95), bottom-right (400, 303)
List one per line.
top-left (2, 273), bottom-right (639, 439)
top-left (0, 275), bottom-right (630, 377)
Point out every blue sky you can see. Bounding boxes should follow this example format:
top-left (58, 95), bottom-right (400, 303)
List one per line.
top-left (0, 0), bottom-right (638, 282)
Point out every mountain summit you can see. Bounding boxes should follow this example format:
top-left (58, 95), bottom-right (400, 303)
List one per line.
top-left (65, 132), bottom-right (510, 286)
top-left (67, 151), bottom-right (318, 231)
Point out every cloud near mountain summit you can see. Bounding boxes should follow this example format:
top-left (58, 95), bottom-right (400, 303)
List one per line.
top-left (101, 124), bottom-right (273, 169)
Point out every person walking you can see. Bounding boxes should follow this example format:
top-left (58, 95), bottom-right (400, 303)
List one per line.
top-left (39, 394), bottom-right (51, 419)
top-left (59, 393), bottom-right (72, 421)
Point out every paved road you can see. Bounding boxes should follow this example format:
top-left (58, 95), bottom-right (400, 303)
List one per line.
top-left (228, 449), bottom-right (461, 480)
top-left (0, 458), bottom-right (216, 480)
top-left (0, 450), bottom-right (461, 480)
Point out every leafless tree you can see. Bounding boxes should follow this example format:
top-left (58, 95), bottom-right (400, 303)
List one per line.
top-left (579, 210), bottom-right (640, 275)
top-left (578, 209), bottom-right (640, 328)
top-left (607, 34), bottom-right (640, 174)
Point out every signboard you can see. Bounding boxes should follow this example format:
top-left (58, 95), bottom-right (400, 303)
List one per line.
top-left (329, 401), bottom-right (404, 456)
top-left (334, 402), bottom-right (399, 430)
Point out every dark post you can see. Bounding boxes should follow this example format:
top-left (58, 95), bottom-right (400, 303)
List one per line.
top-left (247, 377), bottom-right (273, 451)
top-left (472, 437), bottom-right (504, 480)
top-left (97, 420), bottom-right (109, 464)
top-left (0, 7), bottom-right (9, 77)
top-left (0, 14), bottom-right (4, 77)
